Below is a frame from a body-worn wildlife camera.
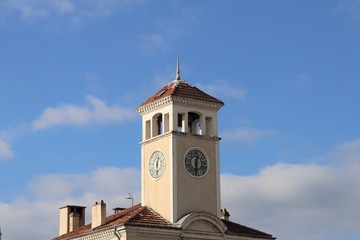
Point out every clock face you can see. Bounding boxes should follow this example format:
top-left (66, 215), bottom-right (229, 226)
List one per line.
top-left (149, 150), bottom-right (165, 179)
top-left (184, 148), bottom-right (209, 177)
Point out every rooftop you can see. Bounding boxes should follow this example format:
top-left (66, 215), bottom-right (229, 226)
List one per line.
top-left (138, 79), bottom-right (224, 107)
top-left (54, 204), bottom-right (274, 240)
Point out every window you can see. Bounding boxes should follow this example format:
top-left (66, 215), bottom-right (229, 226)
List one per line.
top-left (188, 112), bottom-right (201, 135)
top-left (157, 114), bottom-right (163, 135)
top-left (152, 113), bottom-right (163, 137)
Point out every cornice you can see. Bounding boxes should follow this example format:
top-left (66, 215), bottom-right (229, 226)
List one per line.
top-left (136, 96), bottom-right (223, 115)
top-left (172, 96), bottom-right (224, 111)
top-left (140, 130), bottom-right (221, 145)
top-left (125, 225), bottom-right (180, 239)
top-left (136, 95), bottom-right (172, 115)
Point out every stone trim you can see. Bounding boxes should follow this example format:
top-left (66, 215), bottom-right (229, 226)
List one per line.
top-left (140, 130), bottom-right (221, 145)
top-left (136, 96), bottom-right (172, 115)
top-left (70, 229), bottom-right (114, 240)
top-left (125, 225), bottom-right (181, 239)
top-left (136, 96), bottom-right (223, 115)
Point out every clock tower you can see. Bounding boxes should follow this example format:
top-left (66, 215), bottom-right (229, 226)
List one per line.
top-left (136, 61), bottom-right (224, 223)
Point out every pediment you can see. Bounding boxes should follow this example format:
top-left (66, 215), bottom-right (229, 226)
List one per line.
top-left (176, 212), bottom-right (227, 234)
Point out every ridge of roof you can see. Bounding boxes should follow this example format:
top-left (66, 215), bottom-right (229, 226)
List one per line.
top-left (138, 79), bottom-right (224, 108)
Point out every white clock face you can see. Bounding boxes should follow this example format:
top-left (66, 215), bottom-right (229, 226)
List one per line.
top-left (149, 150), bottom-right (165, 179)
top-left (184, 148), bottom-right (208, 177)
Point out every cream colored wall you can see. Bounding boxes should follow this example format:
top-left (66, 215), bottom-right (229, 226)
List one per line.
top-left (140, 99), bottom-right (221, 223)
top-left (59, 207), bottom-right (69, 235)
top-left (141, 133), bottom-right (174, 222)
top-left (174, 134), bottom-right (220, 220)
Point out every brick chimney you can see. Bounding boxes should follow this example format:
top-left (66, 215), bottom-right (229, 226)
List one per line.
top-left (221, 208), bottom-right (230, 221)
top-left (59, 205), bottom-right (86, 236)
top-left (92, 200), bottom-right (106, 229)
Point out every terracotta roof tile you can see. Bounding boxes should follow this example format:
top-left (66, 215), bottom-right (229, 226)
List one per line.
top-left (53, 205), bottom-right (275, 240)
top-left (53, 204), bottom-right (175, 240)
top-left (139, 80), bottom-right (224, 107)
top-left (222, 219), bottom-right (275, 239)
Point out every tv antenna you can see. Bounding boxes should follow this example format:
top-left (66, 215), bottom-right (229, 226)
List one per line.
top-left (126, 193), bottom-right (134, 207)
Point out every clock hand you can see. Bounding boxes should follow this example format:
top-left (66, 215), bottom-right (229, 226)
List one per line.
top-left (195, 156), bottom-right (199, 175)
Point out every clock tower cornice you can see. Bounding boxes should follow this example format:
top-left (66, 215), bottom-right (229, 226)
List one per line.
top-left (140, 130), bottom-right (221, 145)
top-left (136, 95), bottom-right (224, 115)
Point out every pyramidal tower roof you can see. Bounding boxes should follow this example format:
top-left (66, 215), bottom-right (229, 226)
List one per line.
top-left (138, 60), bottom-right (224, 108)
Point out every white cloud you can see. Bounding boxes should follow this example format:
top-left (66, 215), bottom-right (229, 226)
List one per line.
top-left (337, 0), bottom-right (360, 20)
top-left (222, 127), bottom-right (279, 141)
top-left (0, 139), bottom-right (13, 160)
top-left (196, 81), bottom-right (246, 100)
top-left (32, 95), bottom-right (136, 130)
top-left (0, 0), bottom-right (143, 23)
top-left (0, 167), bottom-right (141, 239)
top-left (2, 140), bottom-right (360, 239)
top-left (221, 139), bottom-right (360, 240)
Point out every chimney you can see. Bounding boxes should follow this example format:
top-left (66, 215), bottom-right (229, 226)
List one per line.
top-left (92, 200), bottom-right (106, 229)
top-left (113, 207), bottom-right (126, 214)
top-left (221, 208), bottom-right (230, 221)
top-left (59, 205), bottom-right (86, 236)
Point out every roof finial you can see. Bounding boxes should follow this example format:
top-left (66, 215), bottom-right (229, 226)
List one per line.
top-left (176, 58), bottom-right (181, 80)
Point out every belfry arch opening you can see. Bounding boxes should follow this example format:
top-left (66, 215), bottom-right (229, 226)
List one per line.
top-left (152, 113), bottom-right (163, 137)
top-left (188, 112), bottom-right (201, 135)
top-left (176, 111), bottom-right (214, 136)
top-left (149, 112), bottom-right (170, 138)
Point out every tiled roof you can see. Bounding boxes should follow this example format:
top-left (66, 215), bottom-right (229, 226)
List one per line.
top-left (53, 204), bottom-right (175, 240)
top-left (54, 205), bottom-right (274, 240)
top-left (139, 80), bottom-right (224, 107)
top-left (222, 219), bottom-right (275, 239)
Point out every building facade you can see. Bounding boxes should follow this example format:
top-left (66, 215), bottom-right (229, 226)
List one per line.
top-left (53, 62), bottom-right (275, 240)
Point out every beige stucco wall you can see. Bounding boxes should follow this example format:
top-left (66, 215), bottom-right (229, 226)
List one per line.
top-left (174, 134), bottom-right (220, 220)
top-left (140, 98), bottom-right (222, 223)
top-left (141, 133), bottom-right (174, 221)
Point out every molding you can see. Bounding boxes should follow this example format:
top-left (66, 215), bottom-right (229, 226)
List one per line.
top-left (69, 228), bottom-right (115, 240)
top-left (136, 96), bottom-right (173, 115)
top-left (172, 96), bottom-right (224, 111)
top-left (140, 131), bottom-right (221, 145)
top-left (176, 211), bottom-right (228, 234)
top-left (136, 96), bottom-right (223, 115)
top-left (125, 225), bottom-right (180, 239)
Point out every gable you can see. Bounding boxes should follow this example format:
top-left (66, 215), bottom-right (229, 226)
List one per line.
top-left (176, 212), bottom-right (227, 234)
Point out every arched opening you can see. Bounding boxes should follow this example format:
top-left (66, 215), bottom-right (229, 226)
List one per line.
top-left (188, 112), bottom-right (201, 135)
top-left (152, 113), bottom-right (163, 137)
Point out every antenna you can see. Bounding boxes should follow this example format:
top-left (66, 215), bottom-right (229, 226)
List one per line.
top-left (126, 193), bottom-right (134, 207)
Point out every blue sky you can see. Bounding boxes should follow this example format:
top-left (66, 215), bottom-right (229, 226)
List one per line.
top-left (0, 1), bottom-right (360, 239)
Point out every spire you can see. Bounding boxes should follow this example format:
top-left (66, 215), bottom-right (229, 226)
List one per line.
top-left (175, 58), bottom-right (181, 80)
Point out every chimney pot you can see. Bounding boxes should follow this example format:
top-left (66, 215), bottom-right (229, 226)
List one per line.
top-left (59, 205), bottom-right (86, 236)
top-left (92, 200), bottom-right (106, 229)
